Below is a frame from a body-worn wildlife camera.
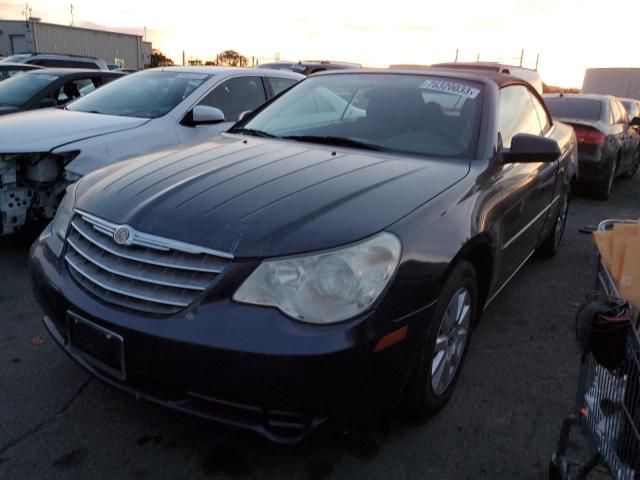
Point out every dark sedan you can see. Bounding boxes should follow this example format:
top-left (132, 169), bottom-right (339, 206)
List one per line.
top-left (0, 62), bottom-right (43, 81)
top-left (0, 68), bottom-right (125, 115)
top-left (30, 69), bottom-right (577, 442)
top-left (544, 93), bottom-right (640, 199)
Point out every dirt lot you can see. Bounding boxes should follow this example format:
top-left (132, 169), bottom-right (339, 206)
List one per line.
top-left (1, 175), bottom-right (638, 480)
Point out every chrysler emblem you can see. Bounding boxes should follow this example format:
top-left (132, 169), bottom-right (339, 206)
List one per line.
top-left (113, 226), bottom-right (132, 245)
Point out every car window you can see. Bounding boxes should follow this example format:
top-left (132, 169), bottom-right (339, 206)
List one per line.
top-left (240, 73), bottom-right (484, 159)
top-left (198, 76), bottom-right (267, 122)
top-left (528, 91), bottom-right (551, 133)
top-left (615, 100), bottom-right (628, 124)
top-left (544, 97), bottom-right (603, 122)
top-left (67, 70), bottom-right (211, 118)
top-left (266, 77), bottom-right (298, 96)
top-left (608, 104), bottom-right (615, 124)
top-left (0, 72), bottom-right (59, 106)
top-left (0, 68), bottom-right (26, 81)
top-left (498, 85), bottom-right (543, 148)
top-left (56, 77), bottom-right (101, 104)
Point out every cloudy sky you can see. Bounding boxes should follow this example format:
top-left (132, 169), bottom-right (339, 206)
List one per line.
top-left (1, 0), bottom-right (638, 87)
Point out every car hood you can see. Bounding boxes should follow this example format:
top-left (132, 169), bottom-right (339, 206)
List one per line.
top-left (0, 108), bottom-right (149, 153)
top-left (76, 135), bottom-right (469, 258)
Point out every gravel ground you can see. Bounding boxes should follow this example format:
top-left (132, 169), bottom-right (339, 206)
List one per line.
top-left (1, 174), bottom-right (638, 480)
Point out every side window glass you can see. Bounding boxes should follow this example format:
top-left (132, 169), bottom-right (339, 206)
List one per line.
top-left (198, 76), bottom-right (267, 122)
top-left (56, 78), bottom-right (97, 104)
top-left (498, 85), bottom-right (543, 148)
top-left (608, 104), bottom-right (615, 125)
top-left (616, 101), bottom-right (629, 124)
top-left (528, 90), bottom-right (551, 133)
top-left (266, 77), bottom-right (297, 96)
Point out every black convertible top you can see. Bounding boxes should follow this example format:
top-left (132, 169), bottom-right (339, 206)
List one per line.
top-left (315, 66), bottom-right (529, 89)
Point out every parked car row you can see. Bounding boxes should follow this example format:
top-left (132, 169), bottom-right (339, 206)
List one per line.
top-left (25, 66), bottom-right (579, 442)
top-left (0, 66), bottom-right (304, 235)
top-left (543, 93), bottom-right (640, 199)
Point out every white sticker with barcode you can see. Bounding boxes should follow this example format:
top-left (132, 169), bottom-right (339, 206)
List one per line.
top-left (420, 79), bottom-right (480, 99)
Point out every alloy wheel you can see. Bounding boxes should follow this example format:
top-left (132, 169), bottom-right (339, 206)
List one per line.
top-left (553, 194), bottom-right (569, 250)
top-left (431, 287), bottom-right (471, 396)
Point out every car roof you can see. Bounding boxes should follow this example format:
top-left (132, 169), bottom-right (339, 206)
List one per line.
top-left (314, 67), bottom-right (534, 89)
top-left (22, 68), bottom-right (125, 76)
top-left (619, 97), bottom-right (640, 104)
top-left (151, 66), bottom-right (304, 80)
top-left (543, 93), bottom-right (614, 102)
top-left (0, 62), bottom-right (43, 69)
top-left (6, 52), bottom-right (102, 61)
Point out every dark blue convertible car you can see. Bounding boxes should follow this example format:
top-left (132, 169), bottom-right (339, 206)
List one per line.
top-left (30, 68), bottom-right (578, 442)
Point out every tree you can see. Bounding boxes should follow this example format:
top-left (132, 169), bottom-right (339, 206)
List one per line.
top-left (150, 49), bottom-right (174, 68)
top-left (215, 50), bottom-right (248, 67)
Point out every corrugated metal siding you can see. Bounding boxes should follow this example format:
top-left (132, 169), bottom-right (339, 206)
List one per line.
top-left (0, 21), bottom-right (36, 56)
top-left (33, 23), bottom-right (144, 69)
top-left (582, 68), bottom-right (640, 100)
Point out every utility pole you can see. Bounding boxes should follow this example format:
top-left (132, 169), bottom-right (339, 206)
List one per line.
top-left (144, 26), bottom-right (147, 42)
top-left (476, 51), bottom-right (480, 62)
top-left (182, 50), bottom-right (185, 66)
top-left (22, 3), bottom-right (32, 22)
top-left (535, 54), bottom-right (540, 71)
top-left (70, 3), bottom-right (74, 27)
top-left (519, 48), bottom-right (524, 67)
top-left (454, 48), bottom-right (459, 62)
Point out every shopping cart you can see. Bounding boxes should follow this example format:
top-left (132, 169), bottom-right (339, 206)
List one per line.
top-left (550, 219), bottom-right (640, 480)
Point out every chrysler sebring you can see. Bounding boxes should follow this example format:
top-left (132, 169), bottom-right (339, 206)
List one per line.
top-left (30, 69), bottom-right (577, 442)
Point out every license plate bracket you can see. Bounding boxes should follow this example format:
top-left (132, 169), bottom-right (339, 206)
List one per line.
top-left (67, 312), bottom-right (126, 381)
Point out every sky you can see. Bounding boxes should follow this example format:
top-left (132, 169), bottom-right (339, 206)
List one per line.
top-left (1, 0), bottom-right (638, 88)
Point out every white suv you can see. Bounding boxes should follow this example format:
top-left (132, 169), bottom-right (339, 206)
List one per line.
top-left (0, 53), bottom-right (109, 70)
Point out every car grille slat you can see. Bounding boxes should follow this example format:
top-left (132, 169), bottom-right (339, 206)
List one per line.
top-left (70, 219), bottom-right (227, 273)
top-left (65, 213), bottom-right (231, 315)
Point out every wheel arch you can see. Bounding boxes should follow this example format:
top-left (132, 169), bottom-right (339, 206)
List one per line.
top-left (443, 233), bottom-right (497, 312)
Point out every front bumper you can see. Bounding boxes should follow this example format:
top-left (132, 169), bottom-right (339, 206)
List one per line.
top-left (30, 233), bottom-right (430, 442)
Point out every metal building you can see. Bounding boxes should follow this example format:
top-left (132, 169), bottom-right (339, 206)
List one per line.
top-left (0, 19), bottom-right (152, 69)
top-left (582, 68), bottom-right (640, 100)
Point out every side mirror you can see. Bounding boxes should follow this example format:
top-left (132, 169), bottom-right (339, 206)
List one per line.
top-left (630, 116), bottom-right (640, 127)
top-left (502, 133), bottom-right (561, 164)
top-left (238, 110), bottom-right (253, 122)
top-left (38, 98), bottom-right (57, 108)
top-left (184, 105), bottom-right (225, 127)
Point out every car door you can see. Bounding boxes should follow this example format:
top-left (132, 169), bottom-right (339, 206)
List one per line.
top-left (610, 100), bottom-right (631, 170)
top-left (496, 84), bottom-right (559, 284)
top-left (176, 75), bottom-right (268, 145)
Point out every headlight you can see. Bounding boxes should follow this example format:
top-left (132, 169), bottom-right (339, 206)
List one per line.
top-left (51, 182), bottom-right (78, 240)
top-left (233, 232), bottom-right (402, 324)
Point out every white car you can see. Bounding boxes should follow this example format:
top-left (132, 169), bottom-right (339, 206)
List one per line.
top-left (0, 66), bottom-right (303, 235)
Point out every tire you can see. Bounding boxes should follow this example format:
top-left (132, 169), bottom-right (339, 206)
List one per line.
top-left (593, 156), bottom-right (618, 200)
top-left (538, 190), bottom-right (570, 258)
top-left (402, 260), bottom-right (478, 418)
top-left (622, 150), bottom-right (640, 179)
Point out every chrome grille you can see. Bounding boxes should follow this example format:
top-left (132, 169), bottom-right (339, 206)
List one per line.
top-left (65, 211), bottom-right (232, 315)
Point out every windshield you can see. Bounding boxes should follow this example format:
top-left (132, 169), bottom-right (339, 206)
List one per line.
top-left (544, 97), bottom-right (602, 121)
top-left (237, 73), bottom-right (483, 159)
top-left (0, 72), bottom-right (58, 106)
top-left (67, 70), bottom-right (211, 118)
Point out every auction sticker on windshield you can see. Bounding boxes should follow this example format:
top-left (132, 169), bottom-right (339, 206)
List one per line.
top-left (420, 79), bottom-right (480, 99)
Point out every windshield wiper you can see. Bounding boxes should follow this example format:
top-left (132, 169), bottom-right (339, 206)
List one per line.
top-left (230, 127), bottom-right (278, 138)
top-left (282, 135), bottom-right (386, 152)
